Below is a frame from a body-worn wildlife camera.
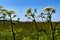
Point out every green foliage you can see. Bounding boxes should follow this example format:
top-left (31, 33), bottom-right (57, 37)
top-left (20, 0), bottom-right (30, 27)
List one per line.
top-left (0, 6), bottom-right (60, 40)
top-left (0, 22), bottom-right (60, 40)
top-left (23, 37), bottom-right (32, 40)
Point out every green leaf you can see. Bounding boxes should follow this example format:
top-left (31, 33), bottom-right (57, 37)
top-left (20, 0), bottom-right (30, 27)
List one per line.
top-left (27, 8), bottom-right (31, 14)
top-left (52, 9), bottom-right (56, 13)
top-left (34, 8), bottom-right (37, 13)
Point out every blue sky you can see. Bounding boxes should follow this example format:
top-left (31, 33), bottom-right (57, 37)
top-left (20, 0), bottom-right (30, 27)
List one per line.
top-left (0, 0), bottom-right (60, 22)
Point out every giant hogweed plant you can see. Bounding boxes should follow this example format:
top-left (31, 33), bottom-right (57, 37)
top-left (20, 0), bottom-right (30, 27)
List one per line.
top-left (39, 6), bottom-right (56, 40)
top-left (38, 11), bottom-right (50, 40)
top-left (0, 6), bottom-right (20, 40)
top-left (6, 10), bottom-right (16, 40)
top-left (25, 8), bottom-right (39, 40)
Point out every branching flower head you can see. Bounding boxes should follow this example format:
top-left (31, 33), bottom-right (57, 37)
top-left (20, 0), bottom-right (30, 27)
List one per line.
top-left (43, 6), bottom-right (56, 13)
top-left (25, 8), bottom-right (32, 17)
top-left (25, 8), bottom-right (37, 17)
top-left (1, 9), bottom-right (7, 14)
top-left (25, 8), bottom-right (37, 21)
top-left (7, 10), bottom-right (15, 14)
top-left (0, 6), bottom-right (7, 14)
top-left (6, 10), bottom-right (15, 16)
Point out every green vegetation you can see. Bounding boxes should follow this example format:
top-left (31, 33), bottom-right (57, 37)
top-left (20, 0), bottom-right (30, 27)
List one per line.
top-left (0, 6), bottom-right (60, 40)
top-left (0, 21), bottom-right (60, 40)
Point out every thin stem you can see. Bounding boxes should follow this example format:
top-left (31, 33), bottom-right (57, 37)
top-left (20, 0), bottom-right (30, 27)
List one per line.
top-left (34, 17), bottom-right (39, 40)
top-left (50, 15), bottom-right (54, 40)
top-left (10, 15), bottom-right (15, 40)
top-left (11, 20), bottom-right (15, 40)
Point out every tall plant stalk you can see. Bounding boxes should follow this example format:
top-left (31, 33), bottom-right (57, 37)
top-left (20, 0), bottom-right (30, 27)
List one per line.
top-left (49, 14), bottom-right (54, 40)
top-left (39, 6), bottom-right (56, 40)
top-left (11, 20), bottom-right (15, 40)
top-left (9, 14), bottom-right (15, 40)
top-left (34, 17), bottom-right (39, 40)
top-left (7, 10), bottom-right (16, 40)
top-left (25, 8), bottom-right (39, 40)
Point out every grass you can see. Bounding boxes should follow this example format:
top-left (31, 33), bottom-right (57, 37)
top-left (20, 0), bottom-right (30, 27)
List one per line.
top-left (0, 20), bottom-right (60, 40)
